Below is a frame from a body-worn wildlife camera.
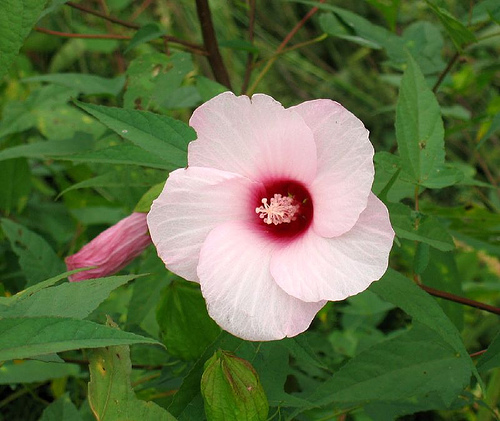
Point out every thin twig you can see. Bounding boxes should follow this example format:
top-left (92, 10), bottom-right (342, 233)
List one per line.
top-left (241, 0), bottom-right (257, 94)
top-left (470, 349), bottom-right (487, 358)
top-left (35, 27), bottom-right (131, 40)
top-left (432, 52), bottom-right (459, 93)
top-left (195, 0), bottom-right (232, 89)
top-left (420, 284), bottom-right (500, 316)
top-left (65, 1), bottom-right (206, 54)
top-left (247, 0), bottom-right (325, 95)
top-left (130, 0), bottom-right (153, 21)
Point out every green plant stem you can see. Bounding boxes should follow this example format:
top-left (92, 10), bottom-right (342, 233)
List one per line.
top-left (195, 0), bottom-right (233, 89)
top-left (247, 0), bottom-right (326, 95)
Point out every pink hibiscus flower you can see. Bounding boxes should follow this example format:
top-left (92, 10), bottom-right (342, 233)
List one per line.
top-left (148, 92), bottom-right (394, 341)
top-left (66, 212), bottom-right (151, 282)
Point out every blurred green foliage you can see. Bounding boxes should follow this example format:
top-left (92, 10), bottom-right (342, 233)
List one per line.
top-left (0, 0), bottom-right (499, 420)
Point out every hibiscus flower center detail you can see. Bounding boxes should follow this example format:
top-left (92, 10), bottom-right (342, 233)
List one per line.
top-left (254, 180), bottom-right (313, 240)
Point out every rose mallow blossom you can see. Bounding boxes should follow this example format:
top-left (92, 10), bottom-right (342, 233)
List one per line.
top-left (148, 92), bottom-right (394, 341)
top-left (66, 212), bottom-right (151, 282)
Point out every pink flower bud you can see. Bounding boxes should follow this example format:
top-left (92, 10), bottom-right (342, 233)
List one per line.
top-left (65, 212), bottom-right (151, 282)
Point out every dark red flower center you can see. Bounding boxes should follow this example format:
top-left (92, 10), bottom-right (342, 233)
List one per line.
top-left (254, 179), bottom-right (313, 241)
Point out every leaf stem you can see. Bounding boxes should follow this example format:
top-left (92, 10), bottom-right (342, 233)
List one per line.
top-left (247, 0), bottom-right (326, 95)
top-left (195, 0), bottom-right (233, 89)
top-left (432, 52), bottom-right (459, 93)
top-left (419, 284), bottom-right (500, 316)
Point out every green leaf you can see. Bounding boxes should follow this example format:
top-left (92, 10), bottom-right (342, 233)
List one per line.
top-left (0, 136), bottom-right (94, 162)
top-left (88, 320), bottom-right (175, 421)
top-left (477, 329), bottom-right (500, 373)
top-left (426, 1), bottom-right (476, 50)
top-left (0, 158), bottom-right (31, 214)
top-left (0, 316), bottom-right (160, 361)
top-left (22, 74), bottom-right (126, 96)
top-left (157, 280), bottom-right (221, 361)
top-left (0, 275), bottom-right (140, 319)
top-left (402, 21), bottom-right (445, 75)
top-left (125, 23), bottom-right (165, 53)
top-left (387, 203), bottom-right (455, 251)
top-left (74, 100), bottom-right (195, 168)
top-left (134, 182), bottom-right (165, 213)
top-left (201, 350), bottom-right (269, 421)
top-left (1, 218), bottom-right (66, 286)
top-left (39, 393), bottom-right (83, 421)
top-left (0, 0), bottom-right (48, 80)
top-left (301, 323), bottom-right (471, 407)
top-left (0, 360), bottom-right (80, 384)
top-left (395, 54), bottom-right (447, 186)
top-left (369, 269), bottom-right (470, 357)
top-left (57, 170), bottom-right (165, 198)
top-left (57, 144), bottom-right (172, 170)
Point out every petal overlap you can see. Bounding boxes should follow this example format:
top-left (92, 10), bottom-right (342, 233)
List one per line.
top-left (269, 194), bottom-right (394, 302)
top-left (148, 167), bottom-right (261, 282)
top-left (290, 99), bottom-right (375, 237)
top-left (198, 221), bottom-right (326, 341)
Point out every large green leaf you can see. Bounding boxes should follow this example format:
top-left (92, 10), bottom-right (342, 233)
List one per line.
top-left (289, 271), bottom-right (475, 417)
top-left (88, 320), bottom-right (175, 421)
top-left (1, 218), bottom-right (66, 286)
top-left (0, 316), bottom-right (160, 361)
top-left (74, 101), bottom-right (194, 169)
top-left (301, 323), bottom-right (471, 407)
top-left (157, 280), bottom-right (221, 361)
top-left (0, 0), bottom-right (48, 79)
top-left (0, 275), bottom-right (140, 319)
top-left (395, 55), bottom-right (447, 186)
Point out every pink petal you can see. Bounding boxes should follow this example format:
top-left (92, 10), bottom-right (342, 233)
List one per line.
top-left (66, 212), bottom-right (151, 282)
top-left (147, 167), bottom-right (260, 282)
top-left (197, 221), bottom-right (326, 341)
top-left (270, 194), bottom-right (394, 302)
top-left (188, 92), bottom-right (317, 184)
top-left (290, 99), bottom-right (374, 237)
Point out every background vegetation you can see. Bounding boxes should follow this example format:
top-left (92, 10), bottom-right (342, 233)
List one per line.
top-left (0, 0), bottom-right (499, 420)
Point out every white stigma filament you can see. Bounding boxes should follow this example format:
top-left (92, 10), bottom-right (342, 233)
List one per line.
top-left (255, 194), bottom-right (300, 225)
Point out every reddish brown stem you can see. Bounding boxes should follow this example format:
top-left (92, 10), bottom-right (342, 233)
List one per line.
top-left (241, 0), bottom-right (257, 94)
top-left (35, 27), bottom-right (131, 40)
top-left (420, 284), bottom-right (500, 316)
top-left (66, 1), bottom-right (206, 54)
top-left (247, 0), bottom-right (325, 94)
top-left (470, 349), bottom-right (487, 358)
top-left (195, 0), bottom-right (232, 89)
